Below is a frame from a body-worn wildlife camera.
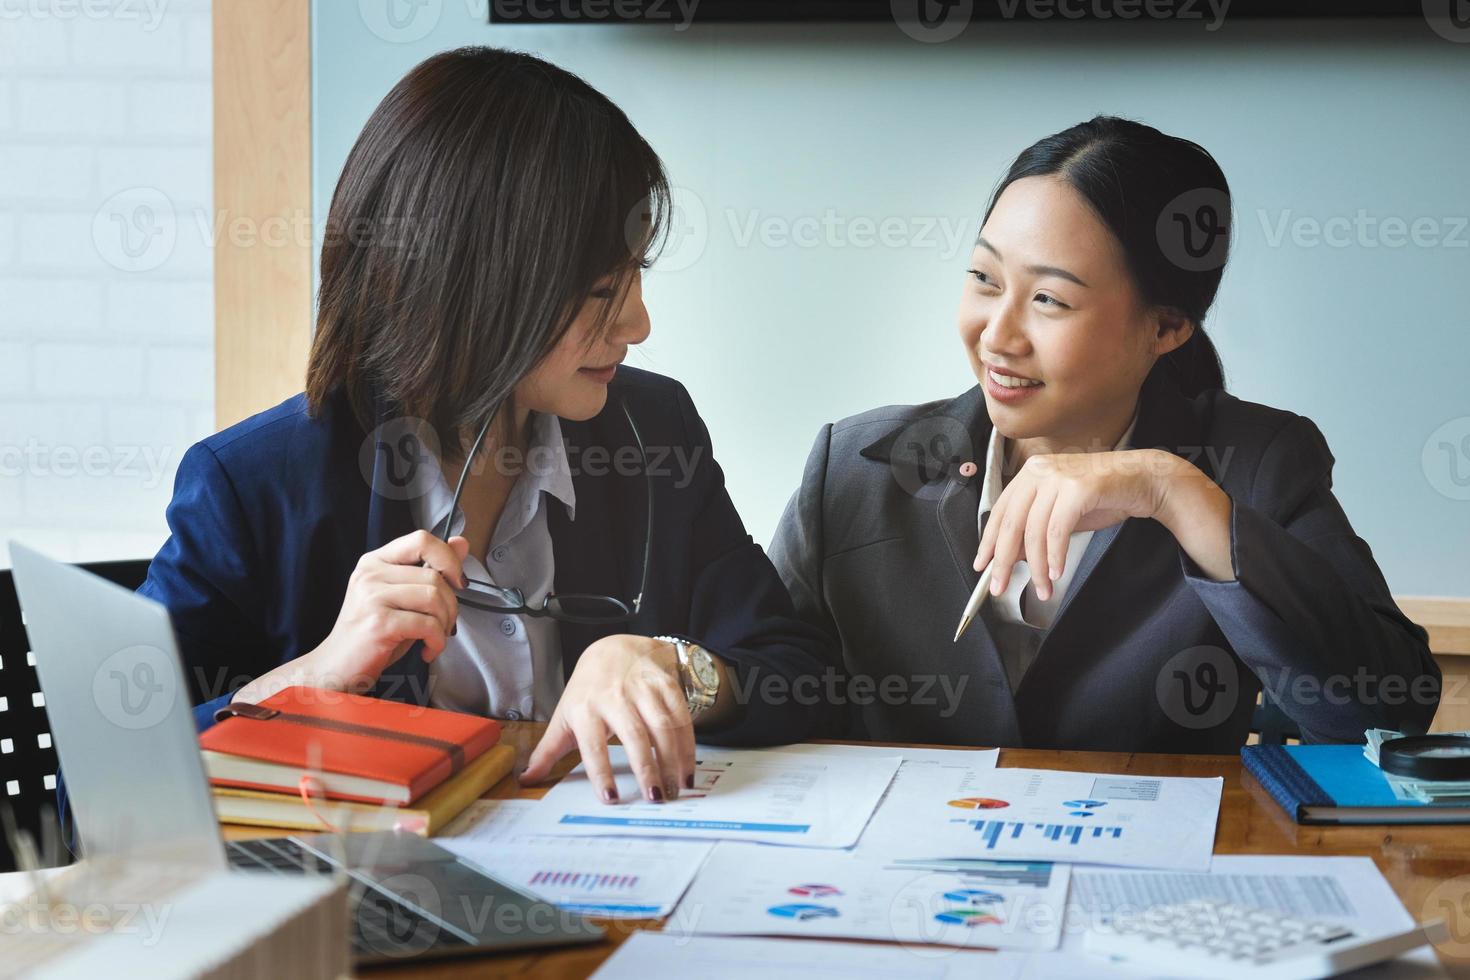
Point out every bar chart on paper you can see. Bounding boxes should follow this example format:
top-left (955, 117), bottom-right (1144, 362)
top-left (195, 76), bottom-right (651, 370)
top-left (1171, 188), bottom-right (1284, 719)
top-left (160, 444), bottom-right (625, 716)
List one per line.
top-left (856, 768), bottom-right (1223, 871)
top-left (529, 870), bottom-right (640, 890)
top-left (438, 800), bottom-right (713, 919)
top-left (967, 819), bottom-right (1124, 850)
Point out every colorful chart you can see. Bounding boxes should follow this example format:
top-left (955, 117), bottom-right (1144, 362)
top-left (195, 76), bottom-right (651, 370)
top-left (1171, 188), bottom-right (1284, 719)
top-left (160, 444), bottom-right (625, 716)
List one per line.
top-left (941, 889), bottom-right (1004, 906)
top-left (969, 819), bottom-right (1123, 849)
top-left (528, 870), bottom-right (638, 890)
top-left (887, 860), bottom-right (1056, 889)
top-left (1063, 800), bottom-right (1107, 809)
top-left (934, 908), bottom-right (1004, 927)
top-left (946, 797), bottom-right (1010, 810)
top-left (788, 883), bottom-right (843, 898)
top-left (767, 903), bottom-right (841, 921)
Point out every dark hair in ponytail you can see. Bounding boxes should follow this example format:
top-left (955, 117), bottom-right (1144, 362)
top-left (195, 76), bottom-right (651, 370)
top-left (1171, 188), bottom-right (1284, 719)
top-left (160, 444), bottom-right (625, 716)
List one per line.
top-left (982, 115), bottom-right (1230, 397)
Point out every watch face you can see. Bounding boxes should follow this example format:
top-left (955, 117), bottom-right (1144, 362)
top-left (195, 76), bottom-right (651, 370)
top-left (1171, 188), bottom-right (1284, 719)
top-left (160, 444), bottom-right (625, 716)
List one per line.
top-left (690, 648), bottom-right (719, 690)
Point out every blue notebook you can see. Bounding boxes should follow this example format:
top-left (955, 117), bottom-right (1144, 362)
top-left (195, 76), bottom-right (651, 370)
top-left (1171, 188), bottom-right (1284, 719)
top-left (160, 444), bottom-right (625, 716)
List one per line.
top-left (1241, 744), bottom-right (1470, 825)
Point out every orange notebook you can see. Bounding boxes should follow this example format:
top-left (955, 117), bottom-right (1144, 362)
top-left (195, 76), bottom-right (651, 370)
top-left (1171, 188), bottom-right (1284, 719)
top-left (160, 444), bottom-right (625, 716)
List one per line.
top-left (198, 686), bottom-right (502, 806)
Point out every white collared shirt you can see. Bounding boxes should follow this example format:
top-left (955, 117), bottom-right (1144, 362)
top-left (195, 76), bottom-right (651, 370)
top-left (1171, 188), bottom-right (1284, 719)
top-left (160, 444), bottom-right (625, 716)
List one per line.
top-left (977, 410), bottom-right (1138, 644)
top-left (409, 411), bottom-right (574, 722)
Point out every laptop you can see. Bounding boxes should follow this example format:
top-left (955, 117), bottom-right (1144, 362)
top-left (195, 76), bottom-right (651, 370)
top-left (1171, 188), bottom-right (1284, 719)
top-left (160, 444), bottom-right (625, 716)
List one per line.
top-left (8, 542), bottom-right (605, 966)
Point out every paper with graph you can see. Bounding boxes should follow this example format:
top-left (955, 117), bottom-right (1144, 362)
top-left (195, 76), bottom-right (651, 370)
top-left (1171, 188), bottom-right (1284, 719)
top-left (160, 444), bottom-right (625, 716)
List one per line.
top-left (671, 841), bottom-right (1069, 951)
top-left (439, 799), bottom-right (713, 919)
top-left (527, 743), bottom-right (903, 848)
top-left (853, 767), bottom-right (1223, 872)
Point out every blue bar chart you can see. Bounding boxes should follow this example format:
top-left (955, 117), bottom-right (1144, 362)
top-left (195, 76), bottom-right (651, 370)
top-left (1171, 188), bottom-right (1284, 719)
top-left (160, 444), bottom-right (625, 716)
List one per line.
top-left (970, 820), bottom-right (1124, 850)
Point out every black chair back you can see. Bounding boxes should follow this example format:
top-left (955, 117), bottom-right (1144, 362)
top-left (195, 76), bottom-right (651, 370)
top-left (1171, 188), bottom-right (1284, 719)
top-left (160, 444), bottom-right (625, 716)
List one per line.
top-left (1250, 688), bottom-right (1302, 746)
top-left (0, 559), bottom-right (150, 872)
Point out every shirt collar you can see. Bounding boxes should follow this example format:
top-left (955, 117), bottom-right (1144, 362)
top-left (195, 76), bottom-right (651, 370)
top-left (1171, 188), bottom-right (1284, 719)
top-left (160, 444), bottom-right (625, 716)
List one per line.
top-left (413, 411), bottom-right (577, 540)
top-left (979, 407), bottom-right (1140, 515)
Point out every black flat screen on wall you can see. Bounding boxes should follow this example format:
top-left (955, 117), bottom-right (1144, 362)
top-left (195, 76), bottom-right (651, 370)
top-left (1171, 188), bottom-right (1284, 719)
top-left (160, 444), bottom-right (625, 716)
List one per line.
top-left (489, 0), bottom-right (1426, 24)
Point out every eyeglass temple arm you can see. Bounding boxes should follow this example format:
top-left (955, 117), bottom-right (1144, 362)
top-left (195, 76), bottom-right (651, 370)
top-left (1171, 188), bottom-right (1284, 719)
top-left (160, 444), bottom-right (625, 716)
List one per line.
top-left (436, 406), bottom-right (498, 542)
top-left (620, 395), bottom-right (653, 616)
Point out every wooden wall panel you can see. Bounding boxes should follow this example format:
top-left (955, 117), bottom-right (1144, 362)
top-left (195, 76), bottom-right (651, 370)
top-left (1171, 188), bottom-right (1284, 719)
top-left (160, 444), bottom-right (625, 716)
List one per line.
top-left (213, 0), bottom-right (313, 430)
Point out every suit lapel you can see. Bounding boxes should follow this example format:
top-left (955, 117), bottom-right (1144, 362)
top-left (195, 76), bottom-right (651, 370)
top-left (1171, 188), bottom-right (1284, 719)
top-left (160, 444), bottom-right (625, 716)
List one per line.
top-left (936, 471), bottom-right (981, 592)
top-left (860, 385), bottom-right (992, 595)
top-left (360, 397), bottom-right (430, 705)
top-left (546, 409), bottom-right (636, 678)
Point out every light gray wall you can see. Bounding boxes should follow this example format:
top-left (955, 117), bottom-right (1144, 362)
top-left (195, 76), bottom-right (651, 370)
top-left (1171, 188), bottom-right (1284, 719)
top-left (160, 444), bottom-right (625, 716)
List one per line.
top-left (1, 0), bottom-right (214, 567)
top-left (313, 7), bottom-right (1470, 597)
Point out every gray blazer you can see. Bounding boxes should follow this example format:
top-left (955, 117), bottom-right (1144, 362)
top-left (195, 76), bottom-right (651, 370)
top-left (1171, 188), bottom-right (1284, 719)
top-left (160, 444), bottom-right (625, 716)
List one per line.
top-left (769, 374), bottom-right (1440, 752)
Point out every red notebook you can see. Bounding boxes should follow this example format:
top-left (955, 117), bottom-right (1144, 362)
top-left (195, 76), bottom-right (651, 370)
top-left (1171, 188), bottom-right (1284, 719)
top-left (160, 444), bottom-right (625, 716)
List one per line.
top-left (198, 686), bottom-right (502, 806)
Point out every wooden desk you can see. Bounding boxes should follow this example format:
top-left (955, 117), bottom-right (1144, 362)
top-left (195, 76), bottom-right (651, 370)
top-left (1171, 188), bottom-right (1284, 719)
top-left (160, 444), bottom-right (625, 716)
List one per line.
top-left (224, 723), bottom-right (1470, 978)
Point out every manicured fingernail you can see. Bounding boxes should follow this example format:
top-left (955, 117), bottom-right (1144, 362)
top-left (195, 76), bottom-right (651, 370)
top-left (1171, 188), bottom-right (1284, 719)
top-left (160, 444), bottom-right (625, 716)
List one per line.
top-left (684, 774), bottom-right (695, 789)
top-left (648, 785), bottom-right (664, 803)
top-left (1050, 567), bottom-right (1061, 580)
top-left (450, 623), bottom-right (457, 637)
top-left (602, 786), bottom-right (618, 804)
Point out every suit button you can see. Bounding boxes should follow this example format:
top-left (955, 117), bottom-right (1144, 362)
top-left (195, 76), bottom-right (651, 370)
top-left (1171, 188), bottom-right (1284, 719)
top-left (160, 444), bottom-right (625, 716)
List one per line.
top-left (491, 546), bottom-right (508, 563)
top-left (500, 619), bottom-right (517, 637)
top-left (959, 461), bottom-right (978, 478)
top-left (505, 709), bottom-right (522, 721)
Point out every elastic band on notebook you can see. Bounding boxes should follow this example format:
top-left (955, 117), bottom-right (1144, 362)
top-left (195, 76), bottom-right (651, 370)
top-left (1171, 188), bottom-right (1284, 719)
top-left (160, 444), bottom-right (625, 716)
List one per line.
top-left (296, 774), bottom-right (342, 835)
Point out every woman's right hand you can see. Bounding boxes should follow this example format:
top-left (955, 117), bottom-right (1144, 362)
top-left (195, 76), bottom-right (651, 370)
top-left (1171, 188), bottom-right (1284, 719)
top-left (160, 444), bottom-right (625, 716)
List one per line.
top-left (232, 530), bottom-right (470, 703)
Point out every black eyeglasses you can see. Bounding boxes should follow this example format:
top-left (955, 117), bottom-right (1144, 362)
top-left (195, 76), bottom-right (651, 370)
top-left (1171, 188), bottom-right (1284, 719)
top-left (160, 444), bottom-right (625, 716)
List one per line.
top-left (436, 396), bottom-right (651, 626)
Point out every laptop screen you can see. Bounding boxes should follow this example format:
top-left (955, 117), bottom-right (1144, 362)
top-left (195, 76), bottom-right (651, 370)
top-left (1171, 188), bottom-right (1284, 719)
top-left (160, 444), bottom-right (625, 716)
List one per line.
top-left (9, 543), bottom-right (226, 870)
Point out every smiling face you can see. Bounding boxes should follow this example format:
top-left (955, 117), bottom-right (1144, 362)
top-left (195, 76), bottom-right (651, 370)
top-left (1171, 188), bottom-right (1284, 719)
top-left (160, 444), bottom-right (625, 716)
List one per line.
top-left (958, 175), bottom-right (1192, 453)
top-left (516, 268), bottom-right (652, 422)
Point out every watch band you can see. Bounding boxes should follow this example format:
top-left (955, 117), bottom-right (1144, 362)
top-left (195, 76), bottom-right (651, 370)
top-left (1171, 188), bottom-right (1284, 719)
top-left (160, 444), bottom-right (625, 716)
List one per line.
top-left (654, 635), bottom-right (718, 720)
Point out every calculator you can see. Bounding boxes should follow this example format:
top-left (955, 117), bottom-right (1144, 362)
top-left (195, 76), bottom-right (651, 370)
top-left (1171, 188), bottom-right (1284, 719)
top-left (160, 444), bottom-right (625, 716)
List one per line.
top-left (1083, 897), bottom-right (1447, 979)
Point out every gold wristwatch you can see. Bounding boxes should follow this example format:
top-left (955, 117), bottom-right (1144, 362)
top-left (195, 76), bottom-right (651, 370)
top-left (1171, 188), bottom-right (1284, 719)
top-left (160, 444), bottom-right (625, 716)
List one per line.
top-left (654, 635), bottom-right (719, 721)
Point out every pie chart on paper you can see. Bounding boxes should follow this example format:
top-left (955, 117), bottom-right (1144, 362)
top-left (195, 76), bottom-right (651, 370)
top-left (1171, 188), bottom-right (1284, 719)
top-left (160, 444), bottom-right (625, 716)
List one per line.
top-left (946, 797), bottom-right (1010, 810)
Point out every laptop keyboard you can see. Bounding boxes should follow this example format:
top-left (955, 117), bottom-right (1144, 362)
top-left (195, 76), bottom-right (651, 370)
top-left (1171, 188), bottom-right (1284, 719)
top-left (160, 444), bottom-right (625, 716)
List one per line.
top-left (225, 838), bottom-right (471, 962)
top-left (226, 837), bottom-right (334, 874)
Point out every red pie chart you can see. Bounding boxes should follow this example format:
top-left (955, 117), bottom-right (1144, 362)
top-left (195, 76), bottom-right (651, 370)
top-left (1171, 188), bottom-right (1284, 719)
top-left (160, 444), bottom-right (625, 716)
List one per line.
top-left (946, 797), bottom-right (1010, 810)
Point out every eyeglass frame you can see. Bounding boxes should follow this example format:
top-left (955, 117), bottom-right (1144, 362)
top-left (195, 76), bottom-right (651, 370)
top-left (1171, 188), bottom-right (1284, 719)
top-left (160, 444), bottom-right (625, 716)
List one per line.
top-left (433, 395), bottom-right (652, 627)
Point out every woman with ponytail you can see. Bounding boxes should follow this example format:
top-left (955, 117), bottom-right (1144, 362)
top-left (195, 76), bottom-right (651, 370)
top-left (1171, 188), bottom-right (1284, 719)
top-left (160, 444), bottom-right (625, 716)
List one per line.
top-left (771, 117), bottom-right (1438, 751)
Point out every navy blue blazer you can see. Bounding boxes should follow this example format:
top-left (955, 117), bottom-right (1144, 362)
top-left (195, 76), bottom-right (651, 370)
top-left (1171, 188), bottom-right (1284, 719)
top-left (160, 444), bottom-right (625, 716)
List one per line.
top-left (137, 366), bottom-right (834, 741)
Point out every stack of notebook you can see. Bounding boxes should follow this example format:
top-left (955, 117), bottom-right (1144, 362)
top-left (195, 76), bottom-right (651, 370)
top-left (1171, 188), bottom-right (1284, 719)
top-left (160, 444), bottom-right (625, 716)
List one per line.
top-left (199, 686), bottom-right (515, 835)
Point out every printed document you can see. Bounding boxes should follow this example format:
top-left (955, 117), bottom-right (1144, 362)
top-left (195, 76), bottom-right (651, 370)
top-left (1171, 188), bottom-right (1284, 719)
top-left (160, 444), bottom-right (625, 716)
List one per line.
top-left (592, 933), bottom-right (1028, 978)
top-left (439, 799), bottom-right (712, 919)
top-left (855, 766), bottom-right (1222, 871)
top-left (526, 743), bottom-right (903, 848)
top-left (672, 841), bottom-right (1070, 951)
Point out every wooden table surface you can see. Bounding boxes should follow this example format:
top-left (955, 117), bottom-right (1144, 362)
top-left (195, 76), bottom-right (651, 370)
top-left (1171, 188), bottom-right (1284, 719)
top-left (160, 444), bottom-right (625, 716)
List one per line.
top-left (223, 723), bottom-right (1470, 978)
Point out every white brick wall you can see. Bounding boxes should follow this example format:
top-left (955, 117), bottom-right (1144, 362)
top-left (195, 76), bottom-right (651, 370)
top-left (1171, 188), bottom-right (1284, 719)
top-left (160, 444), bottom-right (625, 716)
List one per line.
top-left (0, 0), bottom-right (213, 567)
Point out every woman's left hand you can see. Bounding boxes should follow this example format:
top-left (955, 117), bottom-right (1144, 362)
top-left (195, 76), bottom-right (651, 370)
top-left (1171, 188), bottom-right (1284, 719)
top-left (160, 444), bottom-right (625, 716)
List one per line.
top-left (521, 635), bottom-right (695, 805)
top-left (975, 448), bottom-right (1192, 600)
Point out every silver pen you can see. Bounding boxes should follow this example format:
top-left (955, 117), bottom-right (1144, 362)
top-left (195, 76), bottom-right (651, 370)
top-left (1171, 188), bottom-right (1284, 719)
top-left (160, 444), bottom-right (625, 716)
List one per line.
top-left (953, 560), bottom-right (995, 642)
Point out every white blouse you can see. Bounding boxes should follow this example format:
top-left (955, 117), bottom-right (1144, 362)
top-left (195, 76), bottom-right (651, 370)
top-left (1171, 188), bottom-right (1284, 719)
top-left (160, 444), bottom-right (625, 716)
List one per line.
top-left (409, 411), bottom-right (573, 722)
top-left (975, 410), bottom-right (1138, 690)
